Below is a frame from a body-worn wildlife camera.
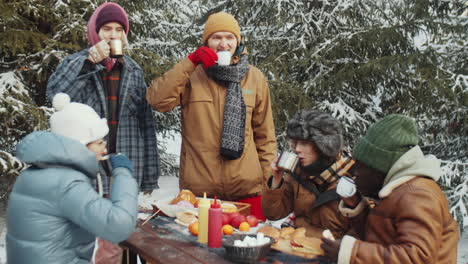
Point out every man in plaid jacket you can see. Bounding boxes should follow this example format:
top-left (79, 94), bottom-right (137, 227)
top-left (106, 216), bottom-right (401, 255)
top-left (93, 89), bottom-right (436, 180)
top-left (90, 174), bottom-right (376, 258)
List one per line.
top-left (47, 2), bottom-right (159, 195)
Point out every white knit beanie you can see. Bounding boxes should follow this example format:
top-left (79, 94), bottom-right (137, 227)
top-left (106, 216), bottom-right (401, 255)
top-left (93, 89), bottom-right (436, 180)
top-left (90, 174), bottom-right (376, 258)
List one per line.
top-left (50, 93), bottom-right (109, 145)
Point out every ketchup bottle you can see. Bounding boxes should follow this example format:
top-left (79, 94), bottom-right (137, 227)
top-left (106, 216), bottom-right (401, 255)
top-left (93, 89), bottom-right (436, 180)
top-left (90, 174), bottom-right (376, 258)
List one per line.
top-left (208, 196), bottom-right (222, 248)
top-left (197, 192), bottom-right (210, 244)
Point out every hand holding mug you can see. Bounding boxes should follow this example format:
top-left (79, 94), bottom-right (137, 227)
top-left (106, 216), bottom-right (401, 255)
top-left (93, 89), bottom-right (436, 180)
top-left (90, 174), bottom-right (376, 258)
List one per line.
top-left (188, 46), bottom-right (218, 68)
top-left (270, 156), bottom-right (284, 188)
top-left (336, 176), bottom-right (362, 208)
top-left (109, 153), bottom-right (133, 173)
top-left (88, 40), bottom-right (110, 63)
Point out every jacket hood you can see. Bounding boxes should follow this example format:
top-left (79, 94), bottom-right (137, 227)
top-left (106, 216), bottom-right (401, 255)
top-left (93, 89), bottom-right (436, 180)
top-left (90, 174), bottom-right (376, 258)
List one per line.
top-left (16, 131), bottom-right (99, 178)
top-left (379, 146), bottom-right (442, 198)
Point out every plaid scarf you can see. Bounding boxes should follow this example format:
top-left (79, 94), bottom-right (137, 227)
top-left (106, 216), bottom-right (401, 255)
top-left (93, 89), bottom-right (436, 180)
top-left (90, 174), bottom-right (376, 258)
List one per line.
top-left (205, 55), bottom-right (250, 159)
top-left (306, 155), bottom-right (355, 192)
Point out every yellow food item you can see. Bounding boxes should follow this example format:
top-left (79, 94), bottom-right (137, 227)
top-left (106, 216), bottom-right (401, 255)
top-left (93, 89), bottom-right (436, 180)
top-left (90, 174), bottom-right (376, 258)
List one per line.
top-left (189, 221), bottom-right (199, 236)
top-left (221, 202), bottom-right (238, 213)
top-left (222, 224), bottom-right (234, 235)
top-left (175, 210), bottom-right (198, 226)
top-left (171, 189), bottom-right (198, 205)
top-left (239, 222), bottom-right (250, 232)
top-left (280, 226), bottom-right (295, 240)
top-left (257, 226), bottom-right (280, 241)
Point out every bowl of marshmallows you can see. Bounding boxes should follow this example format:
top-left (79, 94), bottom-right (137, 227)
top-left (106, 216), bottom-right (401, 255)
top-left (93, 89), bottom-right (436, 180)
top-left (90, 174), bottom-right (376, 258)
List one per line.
top-left (222, 233), bottom-right (274, 263)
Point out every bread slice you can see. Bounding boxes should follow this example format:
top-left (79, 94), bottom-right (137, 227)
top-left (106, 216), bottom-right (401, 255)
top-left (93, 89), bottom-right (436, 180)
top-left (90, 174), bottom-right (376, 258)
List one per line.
top-left (291, 236), bottom-right (324, 255)
top-left (280, 226), bottom-right (295, 239)
top-left (257, 226), bottom-right (280, 241)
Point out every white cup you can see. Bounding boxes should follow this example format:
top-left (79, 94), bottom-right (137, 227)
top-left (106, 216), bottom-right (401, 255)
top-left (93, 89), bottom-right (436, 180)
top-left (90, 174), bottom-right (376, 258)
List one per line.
top-left (336, 176), bottom-right (357, 198)
top-left (217, 51), bottom-right (231, 66)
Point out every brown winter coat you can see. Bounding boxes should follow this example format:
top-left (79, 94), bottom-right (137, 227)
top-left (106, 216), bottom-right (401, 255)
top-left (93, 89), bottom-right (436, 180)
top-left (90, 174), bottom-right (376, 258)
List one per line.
top-left (338, 146), bottom-right (459, 264)
top-left (262, 156), bottom-right (354, 239)
top-left (147, 57), bottom-right (276, 201)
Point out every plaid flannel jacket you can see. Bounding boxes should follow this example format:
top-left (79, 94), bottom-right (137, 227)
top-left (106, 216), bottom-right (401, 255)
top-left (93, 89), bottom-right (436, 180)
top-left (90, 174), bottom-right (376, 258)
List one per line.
top-left (47, 49), bottom-right (160, 193)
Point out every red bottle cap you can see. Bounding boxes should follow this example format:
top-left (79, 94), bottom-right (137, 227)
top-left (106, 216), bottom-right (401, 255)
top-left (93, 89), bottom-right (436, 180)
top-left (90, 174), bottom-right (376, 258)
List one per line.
top-left (211, 196), bottom-right (221, 208)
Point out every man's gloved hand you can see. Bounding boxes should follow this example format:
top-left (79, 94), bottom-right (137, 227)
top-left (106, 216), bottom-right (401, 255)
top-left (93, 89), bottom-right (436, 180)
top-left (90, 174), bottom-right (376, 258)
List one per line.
top-left (188, 46), bottom-right (218, 68)
top-left (88, 40), bottom-right (110, 63)
top-left (109, 153), bottom-right (133, 173)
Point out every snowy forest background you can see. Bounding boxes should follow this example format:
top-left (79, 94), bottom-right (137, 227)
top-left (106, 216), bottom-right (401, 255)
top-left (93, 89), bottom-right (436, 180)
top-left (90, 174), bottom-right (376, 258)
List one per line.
top-left (0, 0), bottom-right (467, 230)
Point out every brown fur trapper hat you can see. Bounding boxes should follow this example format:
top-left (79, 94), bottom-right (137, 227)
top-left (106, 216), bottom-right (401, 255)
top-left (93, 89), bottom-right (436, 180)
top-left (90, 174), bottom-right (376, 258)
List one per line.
top-left (287, 110), bottom-right (343, 158)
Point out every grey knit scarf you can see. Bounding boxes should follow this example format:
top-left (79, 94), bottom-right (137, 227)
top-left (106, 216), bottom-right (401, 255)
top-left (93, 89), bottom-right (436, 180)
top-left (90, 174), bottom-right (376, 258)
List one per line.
top-left (205, 54), bottom-right (250, 159)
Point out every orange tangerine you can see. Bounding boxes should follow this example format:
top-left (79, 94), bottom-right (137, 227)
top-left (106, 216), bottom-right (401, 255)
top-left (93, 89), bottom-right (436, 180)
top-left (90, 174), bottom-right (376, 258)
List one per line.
top-left (239, 222), bottom-right (250, 232)
top-left (188, 221), bottom-right (199, 236)
top-left (223, 224), bottom-right (234, 235)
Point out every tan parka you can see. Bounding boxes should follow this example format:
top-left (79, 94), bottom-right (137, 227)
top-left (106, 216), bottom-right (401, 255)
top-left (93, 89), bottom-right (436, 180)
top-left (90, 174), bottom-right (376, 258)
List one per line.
top-left (338, 146), bottom-right (459, 264)
top-left (147, 57), bottom-right (276, 201)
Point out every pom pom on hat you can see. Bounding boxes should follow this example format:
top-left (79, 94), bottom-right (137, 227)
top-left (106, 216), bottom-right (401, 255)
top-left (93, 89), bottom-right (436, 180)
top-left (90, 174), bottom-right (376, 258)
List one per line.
top-left (50, 93), bottom-right (109, 145)
top-left (202, 12), bottom-right (241, 45)
top-left (52, 93), bottom-right (71, 111)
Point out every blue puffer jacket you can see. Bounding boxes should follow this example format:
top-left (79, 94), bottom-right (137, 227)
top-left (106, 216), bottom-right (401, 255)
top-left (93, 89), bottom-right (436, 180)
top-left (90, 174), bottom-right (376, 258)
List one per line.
top-left (7, 131), bottom-right (138, 264)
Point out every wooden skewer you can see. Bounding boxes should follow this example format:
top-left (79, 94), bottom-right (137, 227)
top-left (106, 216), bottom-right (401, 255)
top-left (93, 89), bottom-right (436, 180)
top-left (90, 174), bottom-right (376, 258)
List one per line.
top-left (142, 209), bottom-right (161, 226)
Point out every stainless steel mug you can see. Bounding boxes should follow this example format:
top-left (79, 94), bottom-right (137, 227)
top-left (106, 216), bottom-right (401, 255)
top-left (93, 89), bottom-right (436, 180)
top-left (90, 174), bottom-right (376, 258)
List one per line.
top-left (110, 39), bottom-right (123, 58)
top-left (277, 151), bottom-right (299, 172)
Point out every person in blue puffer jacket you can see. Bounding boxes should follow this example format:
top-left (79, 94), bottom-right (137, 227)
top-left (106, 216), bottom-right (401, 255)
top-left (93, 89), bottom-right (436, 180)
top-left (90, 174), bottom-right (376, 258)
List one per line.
top-left (6, 93), bottom-right (138, 264)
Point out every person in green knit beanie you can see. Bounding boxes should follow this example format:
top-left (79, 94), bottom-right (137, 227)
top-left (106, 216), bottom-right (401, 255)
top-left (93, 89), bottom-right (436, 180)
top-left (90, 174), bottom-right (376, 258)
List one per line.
top-left (321, 114), bottom-right (459, 264)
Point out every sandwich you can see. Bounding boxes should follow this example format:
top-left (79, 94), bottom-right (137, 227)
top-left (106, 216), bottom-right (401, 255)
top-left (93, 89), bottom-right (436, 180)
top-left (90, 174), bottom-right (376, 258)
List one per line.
top-left (174, 210), bottom-right (198, 226)
top-left (290, 227), bottom-right (324, 255)
top-left (280, 226), bottom-right (295, 240)
top-left (256, 226), bottom-right (280, 241)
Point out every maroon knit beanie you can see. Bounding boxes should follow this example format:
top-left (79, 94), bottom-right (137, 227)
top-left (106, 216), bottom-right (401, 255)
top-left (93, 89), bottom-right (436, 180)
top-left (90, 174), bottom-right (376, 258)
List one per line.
top-left (95, 4), bottom-right (128, 32)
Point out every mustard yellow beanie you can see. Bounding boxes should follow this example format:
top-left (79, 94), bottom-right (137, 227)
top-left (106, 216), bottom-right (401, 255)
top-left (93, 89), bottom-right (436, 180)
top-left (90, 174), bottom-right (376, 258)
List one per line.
top-left (202, 12), bottom-right (241, 44)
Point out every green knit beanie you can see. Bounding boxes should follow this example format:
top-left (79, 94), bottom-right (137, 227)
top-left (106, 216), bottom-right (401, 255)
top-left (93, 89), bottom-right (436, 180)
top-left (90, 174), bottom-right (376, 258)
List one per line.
top-left (353, 114), bottom-right (419, 174)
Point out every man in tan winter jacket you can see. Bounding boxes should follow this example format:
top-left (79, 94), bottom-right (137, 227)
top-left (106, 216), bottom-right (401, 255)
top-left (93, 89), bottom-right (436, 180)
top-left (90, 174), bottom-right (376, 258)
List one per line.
top-left (322, 114), bottom-right (459, 264)
top-left (146, 12), bottom-right (276, 220)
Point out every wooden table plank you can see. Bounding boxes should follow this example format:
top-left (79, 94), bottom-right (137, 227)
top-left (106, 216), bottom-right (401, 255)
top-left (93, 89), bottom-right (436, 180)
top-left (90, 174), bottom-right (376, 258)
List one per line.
top-left (121, 221), bottom-right (232, 264)
top-left (122, 216), bottom-right (332, 264)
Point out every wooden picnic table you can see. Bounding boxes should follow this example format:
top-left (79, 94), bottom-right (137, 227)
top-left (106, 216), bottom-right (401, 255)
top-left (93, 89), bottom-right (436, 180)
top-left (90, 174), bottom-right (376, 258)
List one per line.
top-left (121, 216), bottom-right (332, 264)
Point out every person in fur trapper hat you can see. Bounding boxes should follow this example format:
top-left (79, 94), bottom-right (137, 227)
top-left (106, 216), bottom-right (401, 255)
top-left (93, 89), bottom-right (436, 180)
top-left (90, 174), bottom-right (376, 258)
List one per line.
top-left (47, 2), bottom-right (160, 198)
top-left (147, 12), bottom-right (277, 220)
top-left (262, 109), bottom-right (355, 239)
top-left (6, 93), bottom-right (138, 264)
top-left (321, 114), bottom-right (459, 264)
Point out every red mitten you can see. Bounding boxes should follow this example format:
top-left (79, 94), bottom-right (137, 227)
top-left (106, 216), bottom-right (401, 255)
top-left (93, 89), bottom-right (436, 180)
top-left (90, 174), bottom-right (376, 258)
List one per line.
top-left (188, 46), bottom-right (218, 68)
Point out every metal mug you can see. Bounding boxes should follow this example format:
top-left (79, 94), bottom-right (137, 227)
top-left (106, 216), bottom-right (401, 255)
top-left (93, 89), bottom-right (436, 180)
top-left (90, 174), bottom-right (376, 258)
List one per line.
top-left (277, 151), bottom-right (299, 172)
top-left (109, 39), bottom-right (123, 58)
top-left (100, 155), bottom-right (113, 176)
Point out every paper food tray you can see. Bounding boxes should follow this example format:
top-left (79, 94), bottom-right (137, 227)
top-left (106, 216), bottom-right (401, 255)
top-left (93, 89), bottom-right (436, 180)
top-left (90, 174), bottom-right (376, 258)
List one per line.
top-left (153, 197), bottom-right (251, 217)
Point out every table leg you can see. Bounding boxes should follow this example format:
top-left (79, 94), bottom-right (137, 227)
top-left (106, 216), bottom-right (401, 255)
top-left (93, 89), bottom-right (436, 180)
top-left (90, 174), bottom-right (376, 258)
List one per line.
top-left (121, 248), bottom-right (144, 264)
